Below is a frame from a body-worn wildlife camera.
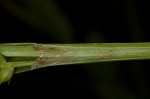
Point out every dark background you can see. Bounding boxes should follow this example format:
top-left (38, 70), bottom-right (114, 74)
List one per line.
top-left (0, 0), bottom-right (150, 99)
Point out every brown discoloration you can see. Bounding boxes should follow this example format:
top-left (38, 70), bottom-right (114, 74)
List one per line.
top-left (32, 44), bottom-right (71, 69)
top-left (102, 49), bottom-right (117, 60)
top-left (32, 56), bottom-right (73, 69)
top-left (33, 44), bottom-right (64, 53)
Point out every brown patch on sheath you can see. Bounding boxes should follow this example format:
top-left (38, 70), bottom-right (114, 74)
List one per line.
top-left (32, 44), bottom-right (70, 69)
top-left (33, 56), bottom-right (73, 68)
top-left (33, 44), bottom-right (64, 53)
top-left (108, 49), bottom-right (116, 58)
top-left (102, 49), bottom-right (117, 59)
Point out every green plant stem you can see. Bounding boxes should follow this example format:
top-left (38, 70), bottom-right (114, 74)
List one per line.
top-left (1, 43), bottom-right (150, 74)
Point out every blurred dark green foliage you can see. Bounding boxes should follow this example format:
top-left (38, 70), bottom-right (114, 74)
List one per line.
top-left (0, 0), bottom-right (150, 99)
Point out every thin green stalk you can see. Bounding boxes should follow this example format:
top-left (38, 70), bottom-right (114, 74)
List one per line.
top-left (1, 43), bottom-right (150, 84)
